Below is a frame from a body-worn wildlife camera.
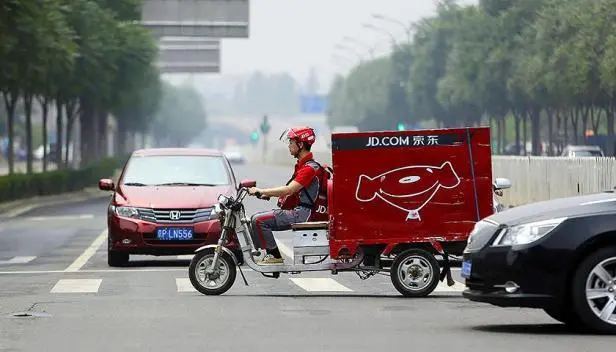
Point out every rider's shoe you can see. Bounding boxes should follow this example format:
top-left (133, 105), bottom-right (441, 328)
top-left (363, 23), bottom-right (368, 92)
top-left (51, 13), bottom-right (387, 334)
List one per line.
top-left (260, 255), bottom-right (284, 264)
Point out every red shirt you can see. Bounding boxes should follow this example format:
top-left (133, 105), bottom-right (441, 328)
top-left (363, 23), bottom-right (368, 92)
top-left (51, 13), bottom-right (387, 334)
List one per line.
top-left (293, 152), bottom-right (317, 188)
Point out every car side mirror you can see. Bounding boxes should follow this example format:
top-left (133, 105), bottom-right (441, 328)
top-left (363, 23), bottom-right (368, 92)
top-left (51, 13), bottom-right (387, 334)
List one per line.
top-left (493, 177), bottom-right (512, 190)
top-left (239, 179), bottom-right (256, 189)
top-left (99, 178), bottom-right (114, 191)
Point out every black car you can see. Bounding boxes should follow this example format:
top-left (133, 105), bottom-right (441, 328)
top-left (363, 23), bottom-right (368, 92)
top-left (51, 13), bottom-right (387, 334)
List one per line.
top-left (461, 191), bottom-right (616, 334)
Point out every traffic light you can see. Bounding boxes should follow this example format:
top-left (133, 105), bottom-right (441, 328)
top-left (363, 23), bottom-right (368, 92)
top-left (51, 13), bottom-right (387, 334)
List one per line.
top-left (397, 123), bottom-right (405, 131)
top-left (250, 131), bottom-right (259, 144)
top-left (260, 115), bottom-right (271, 135)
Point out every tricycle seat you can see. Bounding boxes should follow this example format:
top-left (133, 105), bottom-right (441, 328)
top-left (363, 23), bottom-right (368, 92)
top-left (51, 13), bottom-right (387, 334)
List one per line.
top-left (291, 221), bottom-right (329, 231)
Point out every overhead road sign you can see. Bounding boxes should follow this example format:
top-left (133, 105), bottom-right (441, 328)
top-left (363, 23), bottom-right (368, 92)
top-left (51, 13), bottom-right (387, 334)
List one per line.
top-left (158, 46), bottom-right (220, 64)
top-left (300, 94), bottom-right (328, 114)
top-left (158, 62), bottom-right (220, 73)
top-left (158, 36), bottom-right (220, 46)
top-left (141, 0), bottom-right (249, 38)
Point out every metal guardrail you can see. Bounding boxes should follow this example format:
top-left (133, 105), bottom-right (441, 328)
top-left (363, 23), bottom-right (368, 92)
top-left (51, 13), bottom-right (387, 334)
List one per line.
top-left (491, 156), bottom-right (616, 206)
top-left (258, 148), bottom-right (616, 207)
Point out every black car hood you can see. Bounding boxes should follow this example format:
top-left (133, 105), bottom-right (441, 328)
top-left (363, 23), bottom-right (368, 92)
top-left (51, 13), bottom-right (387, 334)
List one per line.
top-left (486, 192), bottom-right (616, 226)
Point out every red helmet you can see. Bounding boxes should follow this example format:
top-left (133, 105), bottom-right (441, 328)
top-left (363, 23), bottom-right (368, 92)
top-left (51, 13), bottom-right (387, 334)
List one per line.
top-left (279, 126), bottom-right (316, 145)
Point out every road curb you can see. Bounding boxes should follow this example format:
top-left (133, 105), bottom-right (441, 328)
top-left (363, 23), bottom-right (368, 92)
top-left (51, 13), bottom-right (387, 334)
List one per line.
top-left (0, 169), bottom-right (120, 218)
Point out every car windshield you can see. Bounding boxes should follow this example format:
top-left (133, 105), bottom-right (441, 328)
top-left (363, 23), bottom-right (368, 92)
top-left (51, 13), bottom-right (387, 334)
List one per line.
top-left (573, 150), bottom-right (602, 157)
top-left (121, 155), bottom-right (230, 186)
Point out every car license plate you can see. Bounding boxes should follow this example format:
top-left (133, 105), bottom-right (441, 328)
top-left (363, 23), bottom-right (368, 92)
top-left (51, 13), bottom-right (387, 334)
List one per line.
top-left (461, 260), bottom-right (472, 278)
top-left (156, 227), bottom-right (193, 240)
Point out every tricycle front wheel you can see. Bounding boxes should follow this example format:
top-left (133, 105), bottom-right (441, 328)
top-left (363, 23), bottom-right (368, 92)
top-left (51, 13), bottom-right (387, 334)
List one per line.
top-left (189, 249), bottom-right (237, 295)
top-left (390, 248), bottom-right (440, 297)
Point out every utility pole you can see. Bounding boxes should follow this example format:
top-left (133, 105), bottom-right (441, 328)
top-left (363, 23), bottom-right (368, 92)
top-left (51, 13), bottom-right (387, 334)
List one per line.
top-left (259, 115), bottom-right (270, 163)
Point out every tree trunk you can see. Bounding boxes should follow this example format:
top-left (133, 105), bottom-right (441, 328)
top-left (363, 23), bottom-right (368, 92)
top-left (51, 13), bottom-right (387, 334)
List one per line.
top-left (55, 97), bottom-right (64, 168)
top-left (547, 108), bottom-right (554, 156)
top-left (98, 111), bottom-right (108, 159)
top-left (531, 107), bottom-right (541, 156)
top-left (40, 97), bottom-right (49, 171)
top-left (2, 92), bottom-right (18, 175)
top-left (24, 94), bottom-right (33, 174)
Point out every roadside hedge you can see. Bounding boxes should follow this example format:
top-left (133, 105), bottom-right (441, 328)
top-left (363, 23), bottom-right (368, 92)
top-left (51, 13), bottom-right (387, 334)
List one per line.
top-left (0, 155), bottom-right (130, 203)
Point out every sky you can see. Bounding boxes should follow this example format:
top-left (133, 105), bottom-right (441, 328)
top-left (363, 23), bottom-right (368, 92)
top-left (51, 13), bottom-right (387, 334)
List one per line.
top-left (165, 0), bottom-right (478, 94)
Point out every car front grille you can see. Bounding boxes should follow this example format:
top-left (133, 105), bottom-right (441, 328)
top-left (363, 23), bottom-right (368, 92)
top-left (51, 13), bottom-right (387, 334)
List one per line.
top-left (136, 208), bottom-right (213, 224)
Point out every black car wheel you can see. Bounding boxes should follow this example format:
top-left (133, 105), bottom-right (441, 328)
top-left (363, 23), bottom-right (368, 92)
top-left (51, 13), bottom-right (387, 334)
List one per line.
top-left (543, 306), bottom-right (585, 329)
top-left (108, 250), bottom-right (129, 267)
top-left (572, 246), bottom-right (616, 334)
top-left (107, 236), bottom-right (129, 267)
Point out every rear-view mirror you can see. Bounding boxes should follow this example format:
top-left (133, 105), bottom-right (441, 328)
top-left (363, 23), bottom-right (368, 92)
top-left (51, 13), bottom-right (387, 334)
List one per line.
top-left (493, 177), bottom-right (512, 190)
top-left (239, 179), bottom-right (256, 188)
top-left (99, 178), bottom-right (114, 191)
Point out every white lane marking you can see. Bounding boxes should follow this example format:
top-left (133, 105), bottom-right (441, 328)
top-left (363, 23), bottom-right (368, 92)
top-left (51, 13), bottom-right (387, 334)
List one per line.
top-left (50, 279), bottom-right (102, 293)
top-left (3, 204), bottom-right (40, 218)
top-left (64, 229), bottom-right (107, 272)
top-left (27, 214), bottom-right (94, 221)
top-left (176, 255), bottom-right (194, 260)
top-left (176, 278), bottom-right (196, 292)
top-left (0, 256), bottom-right (37, 265)
top-left (581, 198), bottom-right (616, 205)
top-left (290, 278), bottom-right (352, 292)
top-left (433, 281), bottom-right (465, 292)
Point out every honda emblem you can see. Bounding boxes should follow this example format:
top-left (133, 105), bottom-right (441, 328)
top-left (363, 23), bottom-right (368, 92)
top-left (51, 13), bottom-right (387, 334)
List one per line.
top-left (169, 210), bottom-right (181, 220)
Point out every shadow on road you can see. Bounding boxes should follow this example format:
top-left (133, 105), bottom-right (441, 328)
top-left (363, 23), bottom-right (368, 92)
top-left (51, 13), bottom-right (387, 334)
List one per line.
top-left (471, 323), bottom-right (605, 336)
top-left (125, 259), bottom-right (191, 267)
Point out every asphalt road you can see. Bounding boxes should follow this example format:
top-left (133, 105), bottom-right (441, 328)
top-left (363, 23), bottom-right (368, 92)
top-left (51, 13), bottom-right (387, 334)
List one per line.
top-left (0, 162), bottom-right (612, 351)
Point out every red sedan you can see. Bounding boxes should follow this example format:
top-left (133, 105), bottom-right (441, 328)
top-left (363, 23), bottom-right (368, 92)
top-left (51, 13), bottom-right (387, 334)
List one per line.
top-left (98, 148), bottom-right (240, 267)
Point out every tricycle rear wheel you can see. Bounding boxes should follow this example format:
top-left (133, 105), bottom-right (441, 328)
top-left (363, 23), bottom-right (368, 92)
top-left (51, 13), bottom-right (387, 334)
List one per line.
top-left (390, 248), bottom-right (440, 297)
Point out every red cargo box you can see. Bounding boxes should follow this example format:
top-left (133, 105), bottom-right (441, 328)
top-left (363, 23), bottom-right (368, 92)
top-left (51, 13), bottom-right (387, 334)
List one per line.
top-left (328, 127), bottom-right (493, 258)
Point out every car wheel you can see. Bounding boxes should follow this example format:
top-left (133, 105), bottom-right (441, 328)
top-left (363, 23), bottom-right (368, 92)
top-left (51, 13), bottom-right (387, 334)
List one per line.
top-left (543, 306), bottom-right (584, 329)
top-left (107, 235), bottom-right (129, 267)
top-left (108, 250), bottom-right (129, 267)
top-left (572, 246), bottom-right (616, 334)
top-left (390, 248), bottom-right (440, 297)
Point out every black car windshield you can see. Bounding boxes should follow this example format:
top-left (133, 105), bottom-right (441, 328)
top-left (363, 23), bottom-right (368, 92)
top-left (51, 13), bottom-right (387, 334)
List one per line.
top-left (121, 155), bottom-right (230, 186)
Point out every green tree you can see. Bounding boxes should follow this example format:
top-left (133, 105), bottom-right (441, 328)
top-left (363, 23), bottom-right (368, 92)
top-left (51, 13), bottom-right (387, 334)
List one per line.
top-left (152, 82), bottom-right (207, 147)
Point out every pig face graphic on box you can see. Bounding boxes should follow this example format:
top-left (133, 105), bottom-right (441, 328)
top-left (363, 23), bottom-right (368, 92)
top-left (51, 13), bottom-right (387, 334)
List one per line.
top-left (354, 161), bottom-right (461, 220)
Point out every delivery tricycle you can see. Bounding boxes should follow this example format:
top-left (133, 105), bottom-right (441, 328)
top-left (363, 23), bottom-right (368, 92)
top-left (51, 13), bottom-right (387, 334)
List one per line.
top-left (188, 126), bottom-right (508, 297)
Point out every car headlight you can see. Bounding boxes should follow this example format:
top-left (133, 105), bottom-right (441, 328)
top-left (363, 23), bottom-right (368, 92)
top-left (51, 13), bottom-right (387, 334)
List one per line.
top-left (113, 206), bottom-right (139, 218)
top-left (491, 217), bottom-right (567, 247)
top-left (467, 220), bottom-right (489, 244)
top-left (209, 203), bottom-right (222, 220)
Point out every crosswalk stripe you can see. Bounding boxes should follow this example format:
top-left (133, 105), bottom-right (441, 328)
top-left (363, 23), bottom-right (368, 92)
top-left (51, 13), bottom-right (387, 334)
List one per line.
top-left (51, 279), bottom-right (102, 293)
top-left (176, 255), bottom-right (194, 260)
top-left (433, 281), bottom-right (465, 292)
top-left (27, 214), bottom-right (94, 221)
top-left (0, 256), bottom-right (36, 265)
top-left (42, 276), bottom-right (463, 295)
top-left (290, 278), bottom-right (353, 292)
top-left (176, 278), bottom-right (196, 292)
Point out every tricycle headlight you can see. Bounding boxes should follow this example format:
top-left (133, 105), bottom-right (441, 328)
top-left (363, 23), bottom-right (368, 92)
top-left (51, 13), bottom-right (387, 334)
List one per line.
top-left (491, 217), bottom-right (567, 247)
top-left (217, 194), bottom-right (229, 206)
top-left (209, 203), bottom-right (222, 220)
top-left (113, 206), bottom-right (139, 218)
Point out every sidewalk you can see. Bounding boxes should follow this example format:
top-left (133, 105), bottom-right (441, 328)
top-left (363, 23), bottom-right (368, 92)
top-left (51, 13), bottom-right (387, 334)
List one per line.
top-left (0, 160), bottom-right (58, 175)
